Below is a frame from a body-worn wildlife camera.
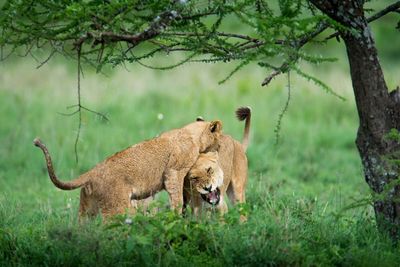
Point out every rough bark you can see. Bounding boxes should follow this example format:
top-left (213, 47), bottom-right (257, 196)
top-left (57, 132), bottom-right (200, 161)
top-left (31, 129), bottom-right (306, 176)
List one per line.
top-left (310, 0), bottom-right (400, 239)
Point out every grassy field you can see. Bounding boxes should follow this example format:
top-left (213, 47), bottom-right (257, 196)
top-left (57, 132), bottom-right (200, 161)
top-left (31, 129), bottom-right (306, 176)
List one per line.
top-left (1, 51), bottom-right (400, 266)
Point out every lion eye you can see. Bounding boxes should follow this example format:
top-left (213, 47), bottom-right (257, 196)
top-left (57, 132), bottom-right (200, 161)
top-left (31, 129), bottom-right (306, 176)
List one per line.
top-left (207, 167), bottom-right (213, 174)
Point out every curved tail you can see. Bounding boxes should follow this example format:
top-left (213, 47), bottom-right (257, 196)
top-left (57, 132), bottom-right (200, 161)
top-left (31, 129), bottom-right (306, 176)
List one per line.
top-left (33, 138), bottom-right (90, 190)
top-left (235, 107), bottom-right (251, 152)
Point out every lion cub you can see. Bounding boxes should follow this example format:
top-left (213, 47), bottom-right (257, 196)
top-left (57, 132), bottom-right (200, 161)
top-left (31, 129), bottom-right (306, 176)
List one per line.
top-left (184, 107), bottom-right (251, 217)
top-left (183, 151), bottom-right (224, 215)
top-left (34, 120), bottom-right (222, 219)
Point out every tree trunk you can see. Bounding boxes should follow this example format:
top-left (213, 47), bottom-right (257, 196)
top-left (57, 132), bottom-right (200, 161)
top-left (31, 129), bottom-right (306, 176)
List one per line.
top-left (310, 0), bottom-right (400, 239)
top-left (344, 19), bottom-right (400, 239)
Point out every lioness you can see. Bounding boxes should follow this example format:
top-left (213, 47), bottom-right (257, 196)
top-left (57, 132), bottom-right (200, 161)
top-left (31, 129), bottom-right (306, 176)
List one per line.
top-left (34, 120), bottom-right (222, 219)
top-left (184, 107), bottom-right (251, 217)
top-left (183, 151), bottom-right (224, 215)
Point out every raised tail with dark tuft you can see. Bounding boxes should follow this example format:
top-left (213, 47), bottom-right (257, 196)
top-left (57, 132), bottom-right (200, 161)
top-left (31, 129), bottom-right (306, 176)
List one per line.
top-left (235, 107), bottom-right (251, 152)
top-left (33, 138), bottom-right (90, 190)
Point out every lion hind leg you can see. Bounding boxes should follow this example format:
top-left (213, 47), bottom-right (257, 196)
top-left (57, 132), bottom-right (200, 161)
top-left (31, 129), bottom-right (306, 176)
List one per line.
top-left (78, 187), bottom-right (99, 222)
top-left (227, 175), bottom-right (247, 222)
top-left (227, 175), bottom-right (246, 205)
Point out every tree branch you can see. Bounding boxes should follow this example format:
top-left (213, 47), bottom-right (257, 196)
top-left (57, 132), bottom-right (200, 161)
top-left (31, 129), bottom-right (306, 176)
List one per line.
top-left (324, 1), bottom-right (400, 41)
top-left (165, 31), bottom-right (261, 42)
top-left (36, 48), bottom-right (56, 69)
top-left (261, 1), bottom-right (400, 86)
top-left (73, 10), bottom-right (182, 50)
top-left (274, 71), bottom-right (291, 145)
top-left (57, 44), bottom-right (109, 163)
top-left (261, 21), bottom-right (327, 86)
top-left (261, 62), bottom-right (289, 86)
top-left (74, 45), bottom-right (82, 163)
top-left (368, 1), bottom-right (400, 22)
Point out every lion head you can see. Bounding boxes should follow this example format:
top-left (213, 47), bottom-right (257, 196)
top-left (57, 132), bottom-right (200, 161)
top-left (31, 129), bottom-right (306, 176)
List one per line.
top-left (188, 151), bottom-right (224, 205)
top-left (184, 120), bottom-right (222, 153)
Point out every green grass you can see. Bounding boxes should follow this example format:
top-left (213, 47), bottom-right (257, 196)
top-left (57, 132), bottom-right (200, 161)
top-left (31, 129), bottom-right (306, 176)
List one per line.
top-left (1, 56), bottom-right (400, 266)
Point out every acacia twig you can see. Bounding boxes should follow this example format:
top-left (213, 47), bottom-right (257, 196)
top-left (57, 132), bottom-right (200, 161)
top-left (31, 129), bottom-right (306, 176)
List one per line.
top-left (80, 106), bottom-right (109, 122)
top-left (57, 110), bottom-right (79, 116)
top-left (260, 21), bottom-right (327, 86)
top-left (261, 62), bottom-right (290, 86)
top-left (274, 71), bottom-right (291, 145)
top-left (0, 46), bottom-right (16, 61)
top-left (36, 49), bottom-right (57, 69)
top-left (74, 45), bottom-right (82, 163)
top-left (56, 45), bottom-right (109, 163)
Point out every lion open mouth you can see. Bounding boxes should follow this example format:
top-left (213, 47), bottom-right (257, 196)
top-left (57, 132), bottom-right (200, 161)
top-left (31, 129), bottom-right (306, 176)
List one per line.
top-left (200, 187), bottom-right (221, 205)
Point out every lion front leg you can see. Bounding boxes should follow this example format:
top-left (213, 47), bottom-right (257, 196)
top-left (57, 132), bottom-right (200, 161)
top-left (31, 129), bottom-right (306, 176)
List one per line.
top-left (191, 194), bottom-right (203, 217)
top-left (216, 195), bottom-right (228, 215)
top-left (164, 169), bottom-right (189, 214)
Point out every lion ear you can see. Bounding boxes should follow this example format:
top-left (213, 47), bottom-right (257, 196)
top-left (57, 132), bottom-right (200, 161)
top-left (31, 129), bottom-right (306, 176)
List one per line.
top-left (209, 120), bottom-right (222, 133)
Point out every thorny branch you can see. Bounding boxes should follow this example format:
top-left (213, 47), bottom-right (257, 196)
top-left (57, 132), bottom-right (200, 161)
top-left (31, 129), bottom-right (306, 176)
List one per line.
top-left (163, 31), bottom-right (284, 46)
top-left (73, 10), bottom-right (181, 50)
top-left (59, 44), bottom-right (109, 163)
top-left (75, 46), bottom-right (82, 163)
top-left (261, 1), bottom-right (400, 86)
top-left (260, 21), bottom-right (326, 87)
top-left (365, 1), bottom-right (400, 24)
top-left (262, 62), bottom-right (289, 86)
top-left (5, 1), bottom-right (396, 83)
top-left (36, 48), bottom-right (56, 69)
top-left (274, 71), bottom-right (291, 145)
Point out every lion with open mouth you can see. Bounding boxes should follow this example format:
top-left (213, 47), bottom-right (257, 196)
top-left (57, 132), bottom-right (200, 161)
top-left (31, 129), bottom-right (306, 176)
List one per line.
top-left (184, 107), bottom-right (250, 219)
top-left (185, 151), bottom-right (224, 209)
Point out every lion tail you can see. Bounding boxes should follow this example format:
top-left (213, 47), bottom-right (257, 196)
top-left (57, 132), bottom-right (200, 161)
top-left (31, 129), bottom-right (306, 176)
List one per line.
top-left (33, 138), bottom-right (90, 190)
top-left (235, 106), bottom-right (251, 152)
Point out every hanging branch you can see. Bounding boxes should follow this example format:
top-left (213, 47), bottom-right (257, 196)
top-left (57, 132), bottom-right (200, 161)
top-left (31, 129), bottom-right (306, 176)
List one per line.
top-left (274, 71), bottom-right (291, 145)
top-left (74, 46), bottom-right (82, 163)
top-left (36, 48), bottom-right (57, 69)
top-left (57, 44), bottom-right (109, 163)
top-left (73, 45), bottom-right (109, 163)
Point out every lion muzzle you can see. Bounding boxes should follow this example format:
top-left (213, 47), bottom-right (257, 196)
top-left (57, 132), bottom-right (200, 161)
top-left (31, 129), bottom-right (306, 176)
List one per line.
top-left (200, 187), bottom-right (220, 206)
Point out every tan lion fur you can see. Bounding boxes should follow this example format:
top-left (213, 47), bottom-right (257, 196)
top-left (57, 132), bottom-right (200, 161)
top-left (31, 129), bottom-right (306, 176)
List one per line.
top-left (34, 120), bottom-right (222, 219)
top-left (184, 107), bottom-right (251, 218)
top-left (134, 151), bottom-right (225, 215)
top-left (185, 151), bottom-right (223, 195)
